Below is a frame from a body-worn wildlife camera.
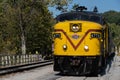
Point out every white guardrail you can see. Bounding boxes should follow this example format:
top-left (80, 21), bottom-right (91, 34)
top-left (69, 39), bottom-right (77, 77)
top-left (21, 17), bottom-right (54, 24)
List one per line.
top-left (0, 54), bottom-right (43, 68)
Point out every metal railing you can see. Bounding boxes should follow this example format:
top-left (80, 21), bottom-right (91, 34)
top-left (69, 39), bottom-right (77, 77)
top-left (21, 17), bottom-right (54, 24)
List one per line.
top-left (0, 54), bottom-right (43, 68)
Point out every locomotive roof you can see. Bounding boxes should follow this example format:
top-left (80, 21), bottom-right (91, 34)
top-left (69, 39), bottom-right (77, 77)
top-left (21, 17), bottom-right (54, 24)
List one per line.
top-left (56, 11), bottom-right (103, 24)
top-left (56, 11), bottom-right (102, 18)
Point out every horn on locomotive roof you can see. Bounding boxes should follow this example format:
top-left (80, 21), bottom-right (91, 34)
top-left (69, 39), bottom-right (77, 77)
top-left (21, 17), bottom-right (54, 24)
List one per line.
top-left (93, 6), bottom-right (98, 12)
top-left (76, 6), bottom-right (87, 11)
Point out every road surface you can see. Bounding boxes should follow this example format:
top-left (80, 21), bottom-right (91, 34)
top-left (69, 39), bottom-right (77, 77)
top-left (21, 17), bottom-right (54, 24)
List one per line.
top-left (0, 55), bottom-right (120, 80)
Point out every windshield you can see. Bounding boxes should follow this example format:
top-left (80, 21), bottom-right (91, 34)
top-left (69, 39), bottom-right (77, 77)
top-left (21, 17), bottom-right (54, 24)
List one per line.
top-left (56, 12), bottom-right (102, 24)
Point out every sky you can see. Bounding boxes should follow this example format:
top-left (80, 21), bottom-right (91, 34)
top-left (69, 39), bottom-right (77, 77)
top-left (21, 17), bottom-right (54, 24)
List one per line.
top-left (49, 0), bottom-right (120, 17)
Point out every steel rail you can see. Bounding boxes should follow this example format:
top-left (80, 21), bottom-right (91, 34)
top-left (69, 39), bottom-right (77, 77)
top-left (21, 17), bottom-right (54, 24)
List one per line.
top-left (0, 60), bottom-right (53, 75)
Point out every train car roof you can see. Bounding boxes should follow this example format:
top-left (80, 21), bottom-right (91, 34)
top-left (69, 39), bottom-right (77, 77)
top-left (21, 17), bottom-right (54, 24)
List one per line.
top-left (56, 11), bottom-right (102, 18)
top-left (56, 11), bottom-right (103, 24)
top-left (58, 11), bottom-right (101, 16)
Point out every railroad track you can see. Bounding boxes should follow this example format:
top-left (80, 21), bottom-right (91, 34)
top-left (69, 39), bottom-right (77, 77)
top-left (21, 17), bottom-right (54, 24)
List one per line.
top-left (0, 60), bottom-right (53, 75)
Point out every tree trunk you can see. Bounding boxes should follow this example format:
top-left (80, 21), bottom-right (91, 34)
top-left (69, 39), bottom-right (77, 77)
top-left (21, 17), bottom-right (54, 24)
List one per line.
top-left (19, 7), bottom-right (26, 54)
top-left (21, 32), bottom-right (26, 54)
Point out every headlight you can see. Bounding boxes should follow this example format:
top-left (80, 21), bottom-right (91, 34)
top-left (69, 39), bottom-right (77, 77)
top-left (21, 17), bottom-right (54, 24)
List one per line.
top-left (63, 44), bottom-right (67, 50)
top-left (84, 45), bottom-right (89, 51)
top-left (72, 26), bottom-right (76, 29)
top-left (70, 24), bottom-right (81, 32)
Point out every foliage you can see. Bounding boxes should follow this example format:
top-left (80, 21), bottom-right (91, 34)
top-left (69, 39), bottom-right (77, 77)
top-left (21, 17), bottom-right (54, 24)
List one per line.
top-left (108, 23), bottom-right (120, 46)
top-left (103, 11), bottom-right (120, 47)
top-left (72, 4), bottom-right (79, 11)
top-left (0, 0), bottom-right (21, 54)
top-left (103, 10), bottom-right (120, 24)
top-left (0, 0), bottom-right (55, 54)
top-left (48, 0), bottom-right (72, 12)
top-left (47, 0), bottom-right (72, 6)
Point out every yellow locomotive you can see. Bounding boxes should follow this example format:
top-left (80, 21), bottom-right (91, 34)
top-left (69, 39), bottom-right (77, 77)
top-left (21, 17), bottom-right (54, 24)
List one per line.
top-left (53, 6), bottom-right (115, 75)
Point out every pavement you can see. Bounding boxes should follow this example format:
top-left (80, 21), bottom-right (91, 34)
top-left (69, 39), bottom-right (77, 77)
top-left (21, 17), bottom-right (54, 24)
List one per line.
top-left (0, 55), bottom-right (120, 80)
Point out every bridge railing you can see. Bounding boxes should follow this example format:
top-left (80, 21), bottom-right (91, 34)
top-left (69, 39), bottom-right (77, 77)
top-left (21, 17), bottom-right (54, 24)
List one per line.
top-left (0, 54), bottom-right (43, 68)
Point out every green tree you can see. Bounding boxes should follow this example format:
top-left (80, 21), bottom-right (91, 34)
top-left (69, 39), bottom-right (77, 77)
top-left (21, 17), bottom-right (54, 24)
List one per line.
top-left (103, 10), bottom-right (120, 24)
top-left (0, 0), bottom-right (54, 55)
top-left (72, 4), bottom-right (79, 11)
top-left (108, 23), bottom-right (120, 53)
top-left (0, 1), bottom-right (21, 54)
top-left (103, 11), bottom-right (120, 53)
top-left (48, 0), bottom-right (72, 12)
